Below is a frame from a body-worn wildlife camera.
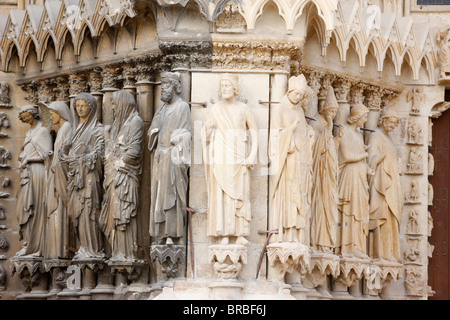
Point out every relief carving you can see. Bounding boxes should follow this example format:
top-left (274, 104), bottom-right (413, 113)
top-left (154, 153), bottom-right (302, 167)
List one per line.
top-left (437, 27), bottom-right (450, 81)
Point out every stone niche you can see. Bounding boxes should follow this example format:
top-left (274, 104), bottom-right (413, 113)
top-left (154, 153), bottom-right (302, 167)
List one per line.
top-left (188, 71), bottom-right (270, 281)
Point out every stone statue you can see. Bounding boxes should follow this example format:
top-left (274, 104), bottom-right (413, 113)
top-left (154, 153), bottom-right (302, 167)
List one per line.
top-left (437, 27), bottom-right (450, 79)
top-left (15, 105), bottom-right (53, 257)
top-left (407, 88), bottom-right (425, 115)
top-left (407, 119), bottom-right (423, 145)
top-left (269, 74), bottom-right (315, 244)
top-left (336, 104), bottom-right (371, 259)
top-left (310, 86), bottom-right (342, 252)
top-left (59, 93), bottom-right (105, 260)
top-left (407, 210), bottom-right (419, 235)
top-left (406, 147), bottom-right (423, 173)
top-left (0, 81), bottom-right (10, 105)
top-left (149, 72), bottom-right (191, 245)
top-left (201, 73), bottom-right (258, 246)
top-left (367, 109), bottom-right (403, 263)
top-left (44, 101), bottom-right (73, 260)
top-left (100, 90), bottom-right (143, 262)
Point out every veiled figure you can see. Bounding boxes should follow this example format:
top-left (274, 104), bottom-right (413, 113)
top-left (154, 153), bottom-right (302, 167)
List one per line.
top-left (44, 101), bottom-right (73, 260)
top-left (336, 104), bottom-right (371, 259)
top-left (269, 75), bottom-right (315, 244)
top-left (202, 73), bottom-right (258, 246)
top-left (437, 27), bottom-right (450, 78)
top-left (59, 93), bottom-right (105, 260)
top-left (16, 105), bottom-right (53, 257)
top-left (100, 90), bottom-right (143, 262)
top-left (368, 110), bottom-right (402, 263)
top-left (310, 86), bottom-right (342, 252)
top-left (149, 72), bottom-right (191, 245)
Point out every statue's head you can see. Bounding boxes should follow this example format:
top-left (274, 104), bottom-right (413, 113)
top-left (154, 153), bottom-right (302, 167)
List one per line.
top-left (18, 105), bottom-right (39, 125)
top-left (74, 92), bottom-right (97, 122)
top-left (48, 101), bottom-right (72, 126)
top-left (161, 72), bottom-right (182, 103)
top-left (287, 74), bottom-right (313, 111)
top-left (379, 109), bottom-right (399, 132)
top-left (348, 103), bottom-right (369, 127)
top-left (319, 85), bottom-right (339, 119)
top-left (219, 73), bottom-right (239, 100)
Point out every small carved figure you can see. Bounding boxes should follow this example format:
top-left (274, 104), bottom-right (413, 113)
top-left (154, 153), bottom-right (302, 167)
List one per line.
top-left (0, 82), bottom-right (10, 105)
top-left (202, 73), bottom-right (258, 246)
top-left (0, 146), bottom-right (11, 168)
top-left (404, 239), bottom-right (421, 263)
top-left (407, 119), bottom-right (423, 145)
top-left (0, 112), bottom-right (10, 138)
top-left (100, 90), bottom-right (143, 262)
top-left (407, 210), bottom-right (419, 234)
top-left (406, 147), bottom-right (423, 173)
top-left (407, 88), bottom-right (425, 115)
top-left (428, 183), bottom-right (433, 206)
top-left (428, 211), bottom-right (433, 237)
top-left (15, 105), bottom-right (53, 257)
top-left (149, 72), bottom-right (191, 246)
top-left (405, 180), bottom-right (420, 203)
top-left (59, 93), bottom-right (105, 260)
top-left (310, 86), bottom-right (342, 252)
top-left (269, 74), bottom-right (315, 244)
top-left (437, 27), bottom-right (450, 80)
top-left (0, 232), bottom-right (7, 251)
top-left (368, 109), bottom-right (403, 263)
top-left (336, 104), bottom-right (371, 259)
top-left (0, 206), bottom-right (5, 220)
top-left (44, 101), bottom-right (73, 260)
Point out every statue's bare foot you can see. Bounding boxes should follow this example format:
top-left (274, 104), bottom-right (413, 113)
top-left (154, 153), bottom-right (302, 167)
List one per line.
top-left (220, 236), bottom-right (229, 245)
top-left (236, 236), bottom-right (249, 246)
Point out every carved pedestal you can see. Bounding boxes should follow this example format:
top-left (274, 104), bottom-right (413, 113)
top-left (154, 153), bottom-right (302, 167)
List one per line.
top-left (365, 260), bottom-right (402, 299)
top-left (332, 257), bottom-right (370, 300)
top-left (10, 256), bottom-right (48, 299)
top-left (151, 245), bottom-right (186, 280)
top-left (69, 258), bottom-right (105, 300)
top-left (43, 259), bottom-right (72, 299)
top-left (108, 260), bottom-right (148, 299)
top-left (303, 251), bottom-right (340, 299)
top-left (208, 244), bottom-right (247, 279)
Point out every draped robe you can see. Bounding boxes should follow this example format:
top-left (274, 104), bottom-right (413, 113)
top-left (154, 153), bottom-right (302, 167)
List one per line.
top-left (268, 95), bottom-right (314, 244)
top-left (61, 103), bottom-right (104, 259)
top-left (149, 98), bottom-right (191, 240)
top-left (336, 125), bottom-right (370, 257)
top-left (310, 116), bottom-right (338, 251)
top-left (16, 121), bottom-right (53, 256)
top-left (44, 121), bottom-right (72, 259)
top-left (100, 105), bottom-right (143, 261)
top-left (202, 100), bottom-right (257, 238)
top-left (368, 130), bottom-right (402, 262)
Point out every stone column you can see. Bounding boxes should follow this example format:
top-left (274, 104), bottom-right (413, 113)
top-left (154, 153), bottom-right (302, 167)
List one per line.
top-left (68, 73), bottom-right (87, 113)
top-left (89, 69), bottom-right (104, 122)
top-left (101, 67), bottom-right (120, 126)
top-left (364, 86), bottom-right (383, 144)
top-left (305, 70), bottom-right (322, 119)
top-left (333, 78), bottom-right (352, 126)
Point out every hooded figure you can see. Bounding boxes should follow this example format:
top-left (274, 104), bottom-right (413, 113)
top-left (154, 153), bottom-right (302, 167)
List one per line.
top-left (268, 74), bottom-right (315, 244)
top-left (100, 90), bottom-right (143, 262)
top-left (59, 93), bottom-right (105, 260)
top-left (16, 105), bottom-right (53, 257)
top-left (44, 101), bottom-right (74, 260)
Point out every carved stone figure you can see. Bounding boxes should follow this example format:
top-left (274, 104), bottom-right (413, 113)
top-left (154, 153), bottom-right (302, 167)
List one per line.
top-left (336, 104), bottom-right (371, 259)
top-left (149, 72), bottom-right (191, 245)
top-left (15, 105), bottom-right (53, 257)
top-left (100, 90), bottom-right (143, 262)
top-left (407, 119), bottom-right (423, 145)
top-left (428, 153), bottom-right (434, 175)
top-left (201, 73), bottom-right (258, 245)
top-left (407, 210), bottom-right (419, 235)
top-left (44, 101), bottom-right (73, 260)
top-left (407, 88), bottom-right (425, 115)
top-left (0, 146), bottom-right (11, 168)
top-left (59, 93), bottom-right (105, 260)
top-left (405, 180), bottom-right (420, 203)
top-left (406, 147), bottom-right (423, 173)
top-left (437, 27), bottom-right (450, 79)
top-left (0, 82), bottom-right (10, 105)
top-left (367, 110), bottom-right (403, 263)
top-left (310, 86), bottom-right (342, 252)
top-left (269, 74), bottom-right (314, 244)
top-left (0, 112), bottom-right (10, 137)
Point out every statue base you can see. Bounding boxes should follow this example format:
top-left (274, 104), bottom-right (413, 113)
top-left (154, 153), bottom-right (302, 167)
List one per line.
top-left (331, 256), bottom-right (370, 300)
top-left (10, 255), bottom-right (48, 298)
top-left (266, 242), bottom-right (311, 281)
top-left (303, 251), bottom-right (340, 299)
top-left (208, 244), bottom-right (247, 279)
top-left (150, 244), bottom-right (186, 280)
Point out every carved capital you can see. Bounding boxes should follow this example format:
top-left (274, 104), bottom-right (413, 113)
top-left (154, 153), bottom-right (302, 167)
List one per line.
top-left (333, 78), bottom-right (352, 102)
top-left (266, 243), bottom-right (310, 281)
top-left (208, 244), bottom-right (247, 279)
top-left (68, 73), bottom-right (88, 96)
top-left (364, 86), bottom-right (383, 110)
top-left (150, 245), bottom-right (185, 279)
top-left (349, 83), bottom-right (367, 105)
